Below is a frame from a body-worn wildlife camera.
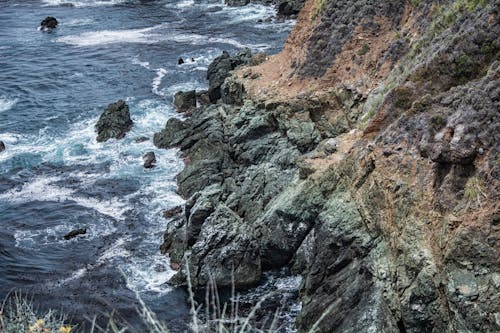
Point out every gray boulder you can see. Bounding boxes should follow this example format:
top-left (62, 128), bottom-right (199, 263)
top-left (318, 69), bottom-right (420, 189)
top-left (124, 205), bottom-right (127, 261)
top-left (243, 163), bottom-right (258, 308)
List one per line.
top-left (95, 100), bottom-right (133, 142)
top-left (173, 90), bottom-right (196, 112)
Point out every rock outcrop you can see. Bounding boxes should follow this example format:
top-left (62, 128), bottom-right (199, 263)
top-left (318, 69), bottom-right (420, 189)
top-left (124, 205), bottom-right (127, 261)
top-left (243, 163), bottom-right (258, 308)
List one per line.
top-left (40, 16), bottom-right (58, 31)
top-left (224, 0), bottom-right (306, 17)
top-left (95, 100), bottom-right (133, 142)
top-left (142, 151), bottom-right (156, 169)
top-left (64, 228), bottom-right (86, 240)
top-left (156, 0), bottom-right (499, 332)
top-left (173, 90), bottom-right (196, 112)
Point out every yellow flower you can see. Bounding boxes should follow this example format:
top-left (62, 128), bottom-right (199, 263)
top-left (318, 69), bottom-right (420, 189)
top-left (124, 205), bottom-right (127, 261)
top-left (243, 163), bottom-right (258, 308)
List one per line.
top-left (60, 325), bottom-right (72, 333)
top-left (29, 319), bottom-right (45, 332)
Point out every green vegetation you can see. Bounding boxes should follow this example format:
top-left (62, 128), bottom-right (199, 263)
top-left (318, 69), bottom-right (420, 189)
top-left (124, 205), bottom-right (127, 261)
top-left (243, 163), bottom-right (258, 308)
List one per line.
top-left (429, 0), bottom-right (489, 39)
top-left (357, 44), bottom-right (371, 56)
top-left (429, 114), bottom-right (447, 130)
top-left (464, 176), bottom-right (486, 207)
top-left (311, 0), bottom-right (330, 20)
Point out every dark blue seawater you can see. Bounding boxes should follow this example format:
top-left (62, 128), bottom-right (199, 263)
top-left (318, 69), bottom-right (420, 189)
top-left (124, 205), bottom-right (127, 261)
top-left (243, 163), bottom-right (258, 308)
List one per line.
top-left (0, 0), bottom-right (294, 330)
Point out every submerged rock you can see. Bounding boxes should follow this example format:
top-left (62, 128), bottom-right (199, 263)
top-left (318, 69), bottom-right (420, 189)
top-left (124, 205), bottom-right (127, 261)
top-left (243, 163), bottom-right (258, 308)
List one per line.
top-left (177, 57), bottom-right (184, 65)
top-left (95, 100), bottom-right (133, 142)
top-left (64, 228), bottom-right (86, 240)
top-left (0, 141), bottom-right (5, 153)
top-left (40, 16), bottom-right (58, 31)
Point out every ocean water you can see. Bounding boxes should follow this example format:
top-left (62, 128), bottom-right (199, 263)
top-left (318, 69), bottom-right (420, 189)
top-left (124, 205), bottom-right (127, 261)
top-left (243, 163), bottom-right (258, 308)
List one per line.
top-left (0, 0), bottom-right (294, 330)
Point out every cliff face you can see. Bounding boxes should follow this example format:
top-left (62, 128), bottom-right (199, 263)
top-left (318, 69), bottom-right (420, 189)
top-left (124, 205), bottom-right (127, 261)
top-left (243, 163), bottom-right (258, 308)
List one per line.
top-left (155, 0), bottom-right (499, 332)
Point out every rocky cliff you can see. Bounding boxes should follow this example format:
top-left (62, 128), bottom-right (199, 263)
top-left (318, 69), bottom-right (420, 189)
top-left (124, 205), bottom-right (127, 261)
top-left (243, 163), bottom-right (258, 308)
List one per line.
top-left (155, 0), bottom-right (499, 332)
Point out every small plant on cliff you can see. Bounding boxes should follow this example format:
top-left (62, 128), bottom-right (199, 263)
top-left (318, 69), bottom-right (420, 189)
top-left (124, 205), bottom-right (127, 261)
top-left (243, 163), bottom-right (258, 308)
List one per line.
top-left (464, 176), bottom-right (487, 207)
top-left (311, 0), bottom-right (330, 20)
top-left (357, 44), bottom-right (371, 56)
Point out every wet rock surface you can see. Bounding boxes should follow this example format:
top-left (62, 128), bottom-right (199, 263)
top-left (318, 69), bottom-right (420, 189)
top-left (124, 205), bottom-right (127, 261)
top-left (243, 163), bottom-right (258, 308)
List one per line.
top-left (156, 1), bottom-right (499, 332)
top-left (95, 100), bottom-right (133, 142)
top-left (64, 228), bottom-right (87, 240)
top-left (142, 151), bottom-right (156, 168)
top-left (40, 16), bottom-right (58, 31)
top-left (0, 141), bottom-right (5, 153)
top-left (173, 90), bottom-right (196, 112)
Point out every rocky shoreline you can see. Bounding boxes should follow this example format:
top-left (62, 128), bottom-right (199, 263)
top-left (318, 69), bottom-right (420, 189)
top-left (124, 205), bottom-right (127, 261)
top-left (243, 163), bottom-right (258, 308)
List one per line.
top-left (153, 0), bottom-right (499, 332)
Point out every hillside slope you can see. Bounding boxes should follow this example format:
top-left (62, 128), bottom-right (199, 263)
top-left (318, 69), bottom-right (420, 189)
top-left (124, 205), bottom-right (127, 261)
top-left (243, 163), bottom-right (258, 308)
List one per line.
top-left (155, 0), bottom-right (499, 332)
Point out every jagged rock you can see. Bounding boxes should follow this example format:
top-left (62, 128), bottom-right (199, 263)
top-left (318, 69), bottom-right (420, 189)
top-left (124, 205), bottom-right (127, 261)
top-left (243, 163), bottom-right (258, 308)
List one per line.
top-left (163, 206), bottom-right (182, 219)
top-left (277, 0), bottom-right (305, 16)
top-left (64, 228), bottom-right (86, 240)
top-left (221, 76), bottom-right (245, 105)
top-left (0, 141), bottom-right (5, 153)
top-left (207, 49), bottom-right (252, 103)
top-left (40, 16), bottom-right (58, 31)
top-left (95, 100), bottom-right (133, 142)
top-left (196, 90), bottom-right (211, 106)
top-left (177, 57), bottom-right (184, 65)
top-left (142, 151), bottom-right (156, 168)
top-left (224, 0), bottom-right (250, 6)
top-left (173, 90), bottom-right (196, 112)
top-left (156, 1), bottom-right (500, 332)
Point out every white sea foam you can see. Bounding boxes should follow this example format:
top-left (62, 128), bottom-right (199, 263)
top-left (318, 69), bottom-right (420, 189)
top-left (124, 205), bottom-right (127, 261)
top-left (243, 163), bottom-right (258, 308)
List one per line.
top-left (0, 176), bottom-right (129, 220)
top-left (42, 0), bottom-right (127, 7)
top-left (123, 253), bottom-right (176, 293)
top-left (58, 27), bottom-right (161, 47)
top-left (151, 68), bottom-right (167, 96)
top-left (176, 0), bottom-right (194, 8)
top-left (65, 18), bottom-right (95, 26)
top-left (0, 97), bottom-right (17, 113)
top-left (132, 57), bottom-right (150, 69)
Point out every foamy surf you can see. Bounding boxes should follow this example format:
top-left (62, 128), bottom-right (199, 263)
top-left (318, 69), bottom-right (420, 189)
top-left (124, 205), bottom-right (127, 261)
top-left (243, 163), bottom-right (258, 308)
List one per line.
top-left (152, 68), bottom-right (167, 96)
top-left (42, 0), bottom-right (127, 7)
top-left (0, 97), bottom-right (17, 113)
top-left (0, 176), bottom-right (130, 221)
top-left (58, 27), bottom-right (161, 47)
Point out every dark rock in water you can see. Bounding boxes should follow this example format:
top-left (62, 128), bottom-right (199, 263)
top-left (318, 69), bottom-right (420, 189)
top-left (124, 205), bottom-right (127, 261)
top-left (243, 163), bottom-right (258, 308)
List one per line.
top-left (40, 16), bottom-right (58, 31)
top-left (95, 100), bottom-right (133, 142)
top-left (173, 90), bottom-right (196, 112)
top-left (64, 228), bottom-right (87, 240)
top-left (207, 48), bottom-right (253, 103)
top-left (224, 0), bottom-right (250, 6)
top-left (0, 141), bottom-right (5, 153)
top-left (277, 0), bottom-right (305, 16)
top-left (134, 136), bottom-right (149, 143)
top-left (142, 151), bottom-right (156, 168)
top-left (178, 57), bottom-right (184, 65)
top-left (163, 205), bottom-right (183, 219)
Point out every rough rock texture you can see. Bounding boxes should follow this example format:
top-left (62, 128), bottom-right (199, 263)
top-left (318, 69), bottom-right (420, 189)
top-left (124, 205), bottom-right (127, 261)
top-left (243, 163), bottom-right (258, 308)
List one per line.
top-left (157, 0), bottom-right (499, 332)
top-left (207, 49), bottom-right (253, 102)
top-left (173, 90), bottom-right (196, 112)
top-left (224, 0), bottom-right (305, 17)
top-left (142, 151), bottom-right (156, 169)
top-left (95, 100), bottom-right (133, 142)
